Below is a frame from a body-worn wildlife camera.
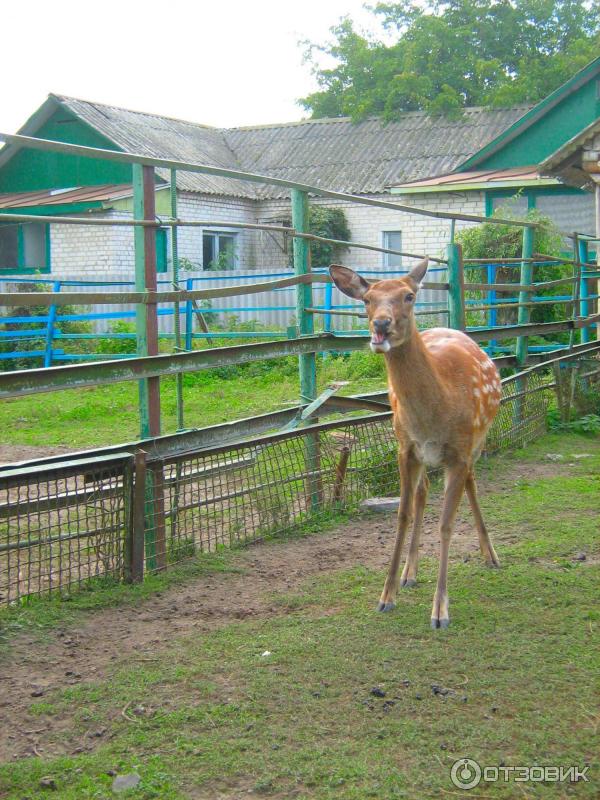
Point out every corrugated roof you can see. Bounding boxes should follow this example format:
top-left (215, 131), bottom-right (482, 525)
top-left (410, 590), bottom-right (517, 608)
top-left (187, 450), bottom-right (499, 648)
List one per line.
top-left (53, 95), bottom-right (256, 199)
top-left (224, 107), bottom-right (532, 199)
top-left (13, 95), bottom-right (533, 200)
top-left (0, 184), bottom-right (134, 209)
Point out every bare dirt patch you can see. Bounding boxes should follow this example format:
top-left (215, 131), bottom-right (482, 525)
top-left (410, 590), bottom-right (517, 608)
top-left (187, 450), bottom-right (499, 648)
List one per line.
top-left (0, 444), bottom-right (71, 466)
top-left (0, 453), bottom-right (582, 762)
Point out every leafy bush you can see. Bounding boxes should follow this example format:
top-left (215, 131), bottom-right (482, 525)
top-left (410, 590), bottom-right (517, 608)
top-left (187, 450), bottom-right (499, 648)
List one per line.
top-left (457, 203), bottom-right (570, 330)
top-left (95, 321), bottom-right (138, 356)
top-left (283, 206), bottom-right (351, 268)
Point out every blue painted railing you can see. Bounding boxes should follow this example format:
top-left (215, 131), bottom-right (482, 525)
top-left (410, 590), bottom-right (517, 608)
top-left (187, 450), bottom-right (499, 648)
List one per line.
top-left (1, 262), bottom-right (593, 365)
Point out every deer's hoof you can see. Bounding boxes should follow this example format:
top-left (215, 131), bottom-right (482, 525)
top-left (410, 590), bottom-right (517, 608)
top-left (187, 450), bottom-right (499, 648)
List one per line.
top-left (377, 601), bottom-right (396, 612)
top-left (400, 578), bottom-right (417, 589)
top-left (430, 617), bottom-right (450, 630)
top-left (486, 559), bottom-right (501, 569)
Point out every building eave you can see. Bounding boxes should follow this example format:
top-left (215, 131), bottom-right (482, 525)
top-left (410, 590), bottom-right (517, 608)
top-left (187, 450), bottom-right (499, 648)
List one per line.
top-left (456, 56), bottom-right (600, 172)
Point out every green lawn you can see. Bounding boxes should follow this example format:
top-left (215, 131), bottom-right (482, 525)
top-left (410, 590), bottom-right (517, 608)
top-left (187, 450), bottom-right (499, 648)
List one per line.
top-left (0, 431), bottom-right (598, 799)
top-left (0, 353), bottom-right (386, 450)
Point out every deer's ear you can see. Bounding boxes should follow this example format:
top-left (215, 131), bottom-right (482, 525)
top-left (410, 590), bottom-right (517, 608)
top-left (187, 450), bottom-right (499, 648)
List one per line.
top-left (406, 258), bottom-right (429, 289)
top-left (329, 264), bottom-right (370, 300)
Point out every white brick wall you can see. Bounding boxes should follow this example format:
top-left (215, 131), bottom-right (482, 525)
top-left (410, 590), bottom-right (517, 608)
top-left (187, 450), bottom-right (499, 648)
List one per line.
top-left (48, 188), bottom-right (485, 281)
top-left (255, 192), bottom-right (485, 271)
top-left (49, 193), bottom-right (258, 280)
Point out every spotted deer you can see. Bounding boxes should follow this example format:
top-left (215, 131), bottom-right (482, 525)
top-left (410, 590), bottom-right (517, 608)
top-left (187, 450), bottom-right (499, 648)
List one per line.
top-left (329, 259), bottom-right (501, 628)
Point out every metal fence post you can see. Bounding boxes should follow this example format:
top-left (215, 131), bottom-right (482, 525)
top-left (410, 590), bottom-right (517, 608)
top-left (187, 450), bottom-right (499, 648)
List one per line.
top-left (133, 164), bottom-right (161, 438)
top-left (516, 226), bottom-right (535, 366)
top-left (291, 189), bottom-right (316, 401)
top-left (43, 280), bottom-right (61, 368)
top-left (170, 169), bottom-right (185, 430)
top-left (324, 280), bottom-right (333, 334)
top-left (487, 264), bottom-right (497, 356)
top-left (125, 449), bottom-right (147, 583)
top-left (133, 164), bottom-right (162, 572)
top-left (291, 189), bottom-right (321, 509)
top-left (447, 242), bottom-right (465, 330)
top-left (578, 238), bottom-right (591, 344)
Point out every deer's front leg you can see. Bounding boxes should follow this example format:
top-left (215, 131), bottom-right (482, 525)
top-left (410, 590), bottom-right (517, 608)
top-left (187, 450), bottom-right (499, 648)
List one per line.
top-left (400, 471), bottom-right (429, 588)
top-left (378, 449), bottom-right (423, 612)
top-left (431, 463), bottom-right (469, 629)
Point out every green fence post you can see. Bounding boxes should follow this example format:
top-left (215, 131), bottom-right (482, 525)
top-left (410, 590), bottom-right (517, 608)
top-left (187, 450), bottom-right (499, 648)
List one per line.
top-left (170, 169), bottom-right (185, 429)
top-left (446, 242), bottom-right (465, 330)
top-left (578, 238), bottom-right (591, 344)
top-left (516, 226), bottom-right (534, 366)
top-left (291, 189), bottom-right (321, 509)
top-left (291, 189), bottom-right (316, 401)
top-left (133, 164), bottom-right (163, 572)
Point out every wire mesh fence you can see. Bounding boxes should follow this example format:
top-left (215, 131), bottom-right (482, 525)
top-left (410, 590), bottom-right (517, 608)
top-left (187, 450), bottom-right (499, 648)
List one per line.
top-left (142, 416), bottom-right (398, 572)
top-left (1, 348), bottom-right (598, 605)
top-left (0, 454), bottom-right (133, 604)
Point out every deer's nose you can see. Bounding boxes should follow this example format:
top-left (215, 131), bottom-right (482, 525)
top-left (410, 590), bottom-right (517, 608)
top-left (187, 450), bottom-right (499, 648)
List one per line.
top-left (373, 317), bottom-right (391, 334)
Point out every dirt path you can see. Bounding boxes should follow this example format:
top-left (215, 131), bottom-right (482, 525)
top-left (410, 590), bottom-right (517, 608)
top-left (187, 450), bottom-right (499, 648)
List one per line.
top-left (0, 444), bottom-right (72, 466)
top-left (0, 456), bottom-right (571, 762)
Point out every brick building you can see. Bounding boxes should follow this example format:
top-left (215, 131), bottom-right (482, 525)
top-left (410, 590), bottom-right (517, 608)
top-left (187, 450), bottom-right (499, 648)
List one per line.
top-left (0, 57), bottom-right (598, 327)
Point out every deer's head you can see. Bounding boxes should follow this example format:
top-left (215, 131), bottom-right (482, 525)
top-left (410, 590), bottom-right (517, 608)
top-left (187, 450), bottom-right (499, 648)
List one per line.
top-left (329, 259), bottom-right (428, 353)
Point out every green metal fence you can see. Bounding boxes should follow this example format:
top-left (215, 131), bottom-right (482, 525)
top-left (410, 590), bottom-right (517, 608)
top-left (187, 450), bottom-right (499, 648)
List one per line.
top-left (0, 130), bottom-right (599, 603)
top-left (1, 344), bottom-right (598, 605)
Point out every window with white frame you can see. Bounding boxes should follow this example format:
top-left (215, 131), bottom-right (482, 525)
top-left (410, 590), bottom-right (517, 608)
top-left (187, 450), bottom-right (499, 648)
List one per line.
top-left (202, 231), bottom-right (237, 270)
top-left (382, 231), bottom-right (402, 268)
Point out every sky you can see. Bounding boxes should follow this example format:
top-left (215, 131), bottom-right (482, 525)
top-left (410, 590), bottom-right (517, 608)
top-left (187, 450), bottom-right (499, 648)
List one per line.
top-left (1, 0), bottom-right (382, 133)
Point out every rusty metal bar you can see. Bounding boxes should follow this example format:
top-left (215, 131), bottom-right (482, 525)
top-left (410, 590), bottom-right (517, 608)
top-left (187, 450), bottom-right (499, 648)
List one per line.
top-left (0, 335), bottom-right (369, 399)
top-left (0, 273), bottom-right (331, 307)
top-left (464, 277), bottom-right (577, 293)
top-left (128, 450), bottom-right (147, 583)
top-left (466, 298), bottom-right (575, 313)
top-left (305, 306), bottom-right (449, 318)
top-left (2, 321), bottom-right (599, 402)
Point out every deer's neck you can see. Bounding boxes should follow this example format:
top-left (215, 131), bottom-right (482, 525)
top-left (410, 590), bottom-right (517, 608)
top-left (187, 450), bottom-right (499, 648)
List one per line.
top-left (384, 328), bottom-right (445, 411)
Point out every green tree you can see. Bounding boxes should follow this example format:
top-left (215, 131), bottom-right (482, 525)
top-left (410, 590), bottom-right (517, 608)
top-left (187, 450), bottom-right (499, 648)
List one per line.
top-left (300, 1), bottom-right (600, 121)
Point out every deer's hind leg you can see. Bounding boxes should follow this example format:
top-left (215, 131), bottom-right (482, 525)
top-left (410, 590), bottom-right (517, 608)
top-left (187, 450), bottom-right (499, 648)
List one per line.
top-left (431, 463), bottom-right (469, 629)
top-left (400, 471), bottom-right (429, 588)
top-left (465, 471), bottom-right (500, 567)
top-left (378, 448), bottom-right (423, 612)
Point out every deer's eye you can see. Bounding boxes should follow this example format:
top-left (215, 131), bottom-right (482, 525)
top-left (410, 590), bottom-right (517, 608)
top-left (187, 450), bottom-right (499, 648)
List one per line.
top-left (363, 298), bottom-right (370, 306)
top-left (405, 293), bottom-right (415, 303)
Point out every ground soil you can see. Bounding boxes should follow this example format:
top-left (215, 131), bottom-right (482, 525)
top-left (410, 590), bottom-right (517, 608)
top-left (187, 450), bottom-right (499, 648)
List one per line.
top-left (0, 444), bottom-right (72, 466)
top-left (0, 452), bottom-right (576, 763)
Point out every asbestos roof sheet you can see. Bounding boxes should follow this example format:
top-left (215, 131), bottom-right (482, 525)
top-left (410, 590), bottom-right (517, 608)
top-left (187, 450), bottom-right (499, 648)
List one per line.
top-left (54, 95), bottom-right (255, 199)
top-left (223, 107), bottom-right (532, 198)
top-left (15, 95), bottom-right (533, 200)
